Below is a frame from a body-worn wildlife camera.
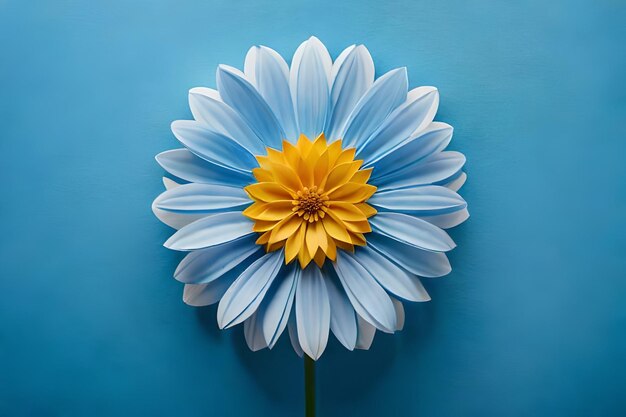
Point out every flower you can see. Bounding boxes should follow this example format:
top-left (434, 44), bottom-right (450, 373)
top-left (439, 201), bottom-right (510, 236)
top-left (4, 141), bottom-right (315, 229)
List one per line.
top-left (153, 37), bottom-right (468, 360)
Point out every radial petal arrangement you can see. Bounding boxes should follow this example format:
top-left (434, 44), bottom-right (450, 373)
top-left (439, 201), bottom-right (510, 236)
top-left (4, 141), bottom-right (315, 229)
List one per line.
top-left (153, 37), bottom-right (468, 360)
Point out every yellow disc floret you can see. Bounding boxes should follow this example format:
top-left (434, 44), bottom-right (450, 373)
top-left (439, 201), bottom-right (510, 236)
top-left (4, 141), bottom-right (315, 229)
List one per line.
top-left (243, 133), bottom-right (377, 268)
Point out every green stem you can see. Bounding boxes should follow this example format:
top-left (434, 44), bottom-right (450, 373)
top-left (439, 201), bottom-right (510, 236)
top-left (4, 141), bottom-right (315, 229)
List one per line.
top-left (304, 355), bottom-right (316, 417)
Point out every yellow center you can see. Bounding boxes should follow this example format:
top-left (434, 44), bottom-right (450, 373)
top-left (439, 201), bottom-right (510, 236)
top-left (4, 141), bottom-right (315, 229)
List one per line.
top-left (295, 186), bottom-right (328, 220)
top-left (243, 133), bottom-right (377, 268)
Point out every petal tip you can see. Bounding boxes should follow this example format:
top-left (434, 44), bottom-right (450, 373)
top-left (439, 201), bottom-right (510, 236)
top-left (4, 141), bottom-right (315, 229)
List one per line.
top-left (187, 88), bottom-right (204, 98)
top-left (305, 350), bottom-right (323, 361)
top-left (217, 64), bottom-right (241, 78)
top-left (163, 237), bottom-right (176, 250)
top-left (170, 119), bottom-right (187, 134)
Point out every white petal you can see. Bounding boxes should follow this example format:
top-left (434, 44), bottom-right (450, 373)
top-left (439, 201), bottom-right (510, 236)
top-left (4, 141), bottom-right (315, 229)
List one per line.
top-left (329, 45), bottom-right (355, 82)
top-left (367, 232), bottom-right (452, 278)
top-left (171, 120), bottom-right (259, 173)
top-left (262, 264), bottom-right (299, 348)
top-left (333, 251), bottom-right (396, 332)
top-left (350, 247), bottom-right (430, 302)
top-left (296, 265), bottom-right (331, 360)
top-left (340, 68), bottom-right (408, 148)
top-left (370, 212), bottom-right (455, 252)
top-left (369, 185), bottom-right (466, 216)
top-left (368, 122), bottom-right (453, 179)
top-left (152, 171), bottom-right (206, 230)
top-left (358, 87), bottom-right (439, 163)
top-left (419, 208), bottom-right (470, 229)
top-left (355, 314), bottom-right (376, 350)
top-left (244, 311), bottom-right (268, 351)
top-left (152, 199), bottom-right (206, 230)
top-left (162, 177), bottom-right (180, 190)
top-left (187, 86), bottom-right (219, 100)
top-left (182, 262), bottom-right (248, 306)
top-left (217, 250), bottom-right (284, 329)
top-left (156, 149), bottom-right (254, 186)
top-left (174, 235), bottom-right (261, 284)
top-left (290, 37), bottom-right (332, 81)
top-left (164, 212), bottom-right (254, 251)
top-left (288, 313), bottom-right (304, 357)
top-left (155, 183), bottom-right (251, 213)
top-left (324, 271), bottom-right (357, 350)
top-left (188, 88), bottom-right (266, 155)
top-left (290, 36), bottom-right (331, 140)
top-left (216, 65), bottom-right (284, 149)
top-left (183, 282), bottom-right (228, 306)
top-left (376, 151), bottom-right (466, 190)
top-left (390, 297), bottom-right (405, 331)
top-left (442, 171), bottom-right (467, 192)
top-left (245, 46), bottom-right (298, 142)
top-left (325, 45), bottom-right (375, 141)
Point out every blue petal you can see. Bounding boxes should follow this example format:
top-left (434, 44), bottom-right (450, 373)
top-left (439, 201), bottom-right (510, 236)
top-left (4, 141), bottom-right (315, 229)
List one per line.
top-left (333, 251), bottom-right (396, 333)
top-left (368, 185), bottom-right (466, 216)
top-left (351, 246), bottom-right (430, 302)
top-left (368, 122), bottom-right (453, 179)
top-left (171, 120), bottom-right (259, 173)
top-left (181, 256), bottom-right (258, 306)
top-left (174, 235), bottom-right (261, 284)
top-left (217, 250), bottom-right (285, 329)
top-left (155, 183), bottom-right (251, 213)
top-left (328, 45), bottom-right (354, 82)
top-left (183, 281), bottom-right (230, 306)
top-left (370, 212), bottom-right (455, 252)
top-left (340, 68), bottom-right (408, 149)
top-left (419, 208), bottom-right (470, 229)
top-left (441, 171), bottom-right (467, 192)
top-left (152, 199), bottom-right (206, 230)
top-left (295, 265), bottom-right (331, 360)
top-left (325, 45), bottom-right (374, 142)
top-left (188, 88), bottom-right (266, 155)
top-left (244, 311), bottom-right (268, 352)
top-left (323, 267), bottom-right (357, 350)
top-left (164, 212), bottom-right (254, 251)
top-left (217, 65), bottom-right (284, 149)
top-left (355, 314), bottom-right (376, 350)
top-left (153, 176), bottom-right (249, 230)
top-left (288, 313), bottom-right (304, 357)
top-left (391, 297), bottom-right (405, 331)
top-left (358, 87), bottom-right (439, 163)
top-left (262, 264), bottom-right (299, 348)
top-left (329, 45), bottom-right (355, 80)
top-left (367, 232), bottom-right (452, 277)
top-left (156, 149), bottom-right (254, 186)
top-left (290, 36), bottom-right (331, 140)
top-left (245, 46), bottom-right (298, 142)
top-left (375, 151), bottom-right (466, 190)
top-left (162, 177), bottom-right (180, 190)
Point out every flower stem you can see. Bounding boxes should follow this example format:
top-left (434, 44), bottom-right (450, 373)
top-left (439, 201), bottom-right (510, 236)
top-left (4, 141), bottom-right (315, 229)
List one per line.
top-left (304, 355), bottom-right (315, 417)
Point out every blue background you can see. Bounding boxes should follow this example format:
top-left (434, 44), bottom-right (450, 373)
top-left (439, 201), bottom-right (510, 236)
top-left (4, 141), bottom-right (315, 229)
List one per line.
top-left (1, 0), bottom-right (625, 416)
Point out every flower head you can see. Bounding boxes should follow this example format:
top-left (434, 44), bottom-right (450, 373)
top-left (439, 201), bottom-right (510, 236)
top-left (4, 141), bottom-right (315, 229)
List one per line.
top-left (153, 37), bottom-right (468, 360)
top-left (244, 134), bottom-right (377, 268)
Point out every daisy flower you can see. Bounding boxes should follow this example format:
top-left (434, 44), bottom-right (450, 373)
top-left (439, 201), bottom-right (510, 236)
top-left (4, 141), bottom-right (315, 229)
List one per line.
top-left (153, 37), bottom-right (468, 360)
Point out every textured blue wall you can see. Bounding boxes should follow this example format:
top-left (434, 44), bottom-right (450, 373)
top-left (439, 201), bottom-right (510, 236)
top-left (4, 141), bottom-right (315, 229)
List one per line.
top-left (1, 0), bottom-right (625, 416)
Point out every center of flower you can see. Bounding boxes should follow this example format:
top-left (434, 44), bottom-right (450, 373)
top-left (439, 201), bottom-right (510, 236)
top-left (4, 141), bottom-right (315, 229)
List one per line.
top-left (293, 186), bottom-right (328, 221)
top-left (243, 133), bottom-right (377, 268)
